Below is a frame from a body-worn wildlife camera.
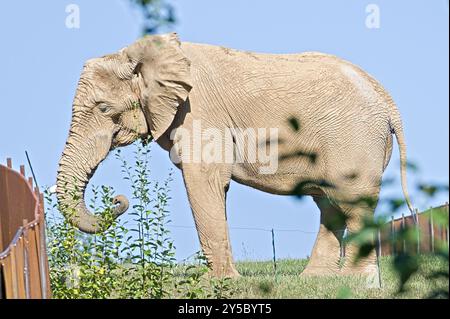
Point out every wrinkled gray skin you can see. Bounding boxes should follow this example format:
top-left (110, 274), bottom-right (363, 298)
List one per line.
top-left (57, 33), bottom-right (413, 284)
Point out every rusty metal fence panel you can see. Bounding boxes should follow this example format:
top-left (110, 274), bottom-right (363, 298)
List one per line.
top-left (0, 158), bottom-right (51, 299)
top-left (378, 203), bottom-right (449, 257)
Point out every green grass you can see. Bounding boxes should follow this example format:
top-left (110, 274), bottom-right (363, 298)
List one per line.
top-left (229, 255), bottom-right (448, 299)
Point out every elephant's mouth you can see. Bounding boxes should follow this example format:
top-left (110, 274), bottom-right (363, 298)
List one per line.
top-left (112, 126), bottom-right (150, 148)
top-left (111, 126), bottom-right (131, 149)
top-left (113, 127), bottom-right (120, 139)
top-left (111, 129), bottom-right (120, 148)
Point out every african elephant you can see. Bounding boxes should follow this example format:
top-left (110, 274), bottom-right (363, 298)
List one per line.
top-left (57, 33), bottom-right (413, 282)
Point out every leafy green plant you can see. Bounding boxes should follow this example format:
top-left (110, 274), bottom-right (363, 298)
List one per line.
top-left (113, 139), bottom-right (176, 298)
top-left (46, 185), bottom-right (123, 298)
top-left (45, 139), bottom-right (234, 299)
top-left (175, 252), bottom-right (237, 299)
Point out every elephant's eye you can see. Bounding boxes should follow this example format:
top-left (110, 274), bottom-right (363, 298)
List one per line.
top-left (98, 103), bottom-right (109, 113)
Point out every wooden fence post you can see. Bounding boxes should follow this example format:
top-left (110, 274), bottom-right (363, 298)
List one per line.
top-left (19, 165), bottom-right (25, 176)
top-left (22, 219), bottom-right (31, 299)
top-left (38, 212), bottom-right (49, 299)
top-left (10, 246), bottom-right (18, 298)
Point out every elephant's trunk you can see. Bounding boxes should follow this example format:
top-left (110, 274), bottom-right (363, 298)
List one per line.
top-left (56, 127), bottom-right (129, 234)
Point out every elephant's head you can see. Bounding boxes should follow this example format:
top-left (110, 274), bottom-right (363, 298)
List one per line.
top-left (57, 33), bottom-right (192, 233)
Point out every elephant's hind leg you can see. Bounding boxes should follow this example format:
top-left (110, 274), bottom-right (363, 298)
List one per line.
top-left (338, 197), bottom-right (381, 288)
top-left (301, 196), bottom-right (346, 276)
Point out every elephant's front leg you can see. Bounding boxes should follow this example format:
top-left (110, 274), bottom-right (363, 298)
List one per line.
top-left (182, 163), bottom-right (239, 278)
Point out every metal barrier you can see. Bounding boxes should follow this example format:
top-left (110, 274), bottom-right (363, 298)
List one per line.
top-left (0, 158), bottom-right (51, 299)
top-left (378, 203), bottom-right (449, 256)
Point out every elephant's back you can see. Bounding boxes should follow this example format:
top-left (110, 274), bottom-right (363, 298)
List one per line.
top-left (182, 41), bottom-right (393, 137)
top-left (181, 42), bottom-right (386, 98)
top-left (182, 41), bottom-right (337, 62)
top-left (182, 42), bottom-right (348, 75)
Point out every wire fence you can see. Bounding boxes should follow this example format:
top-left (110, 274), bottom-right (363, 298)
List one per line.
top-left (168, 224), bottom-right (318, 234)
top-left (123, 222), bottom-right (321, 262)
top-left (172, 224), bottom-right (320, 263)
top-left (159, 203), bottom-right (450, 265)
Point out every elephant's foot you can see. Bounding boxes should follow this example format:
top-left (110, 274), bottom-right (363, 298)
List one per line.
top-left (340, 264), bottom-right (381, 288)
top-left (208, 264), bottom-right (240, 279)
top-left (341, 243), bottom-right (380, 288)
top-left (301, 264), bottom-right (341, 277)
top-left (301, 253), bottom-right (342, 277)
top-left (206, 255), bottom-right (240, 279)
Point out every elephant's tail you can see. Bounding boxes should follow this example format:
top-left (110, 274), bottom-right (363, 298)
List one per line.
top-left (389, 104), bottom-right (414, 213)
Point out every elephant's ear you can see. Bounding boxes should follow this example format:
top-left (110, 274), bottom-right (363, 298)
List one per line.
top-left (124, 33), bottom-right (192, 140)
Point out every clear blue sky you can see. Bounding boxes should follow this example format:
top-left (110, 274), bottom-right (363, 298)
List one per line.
top-left (0, 1), bottom-right (448, 261)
